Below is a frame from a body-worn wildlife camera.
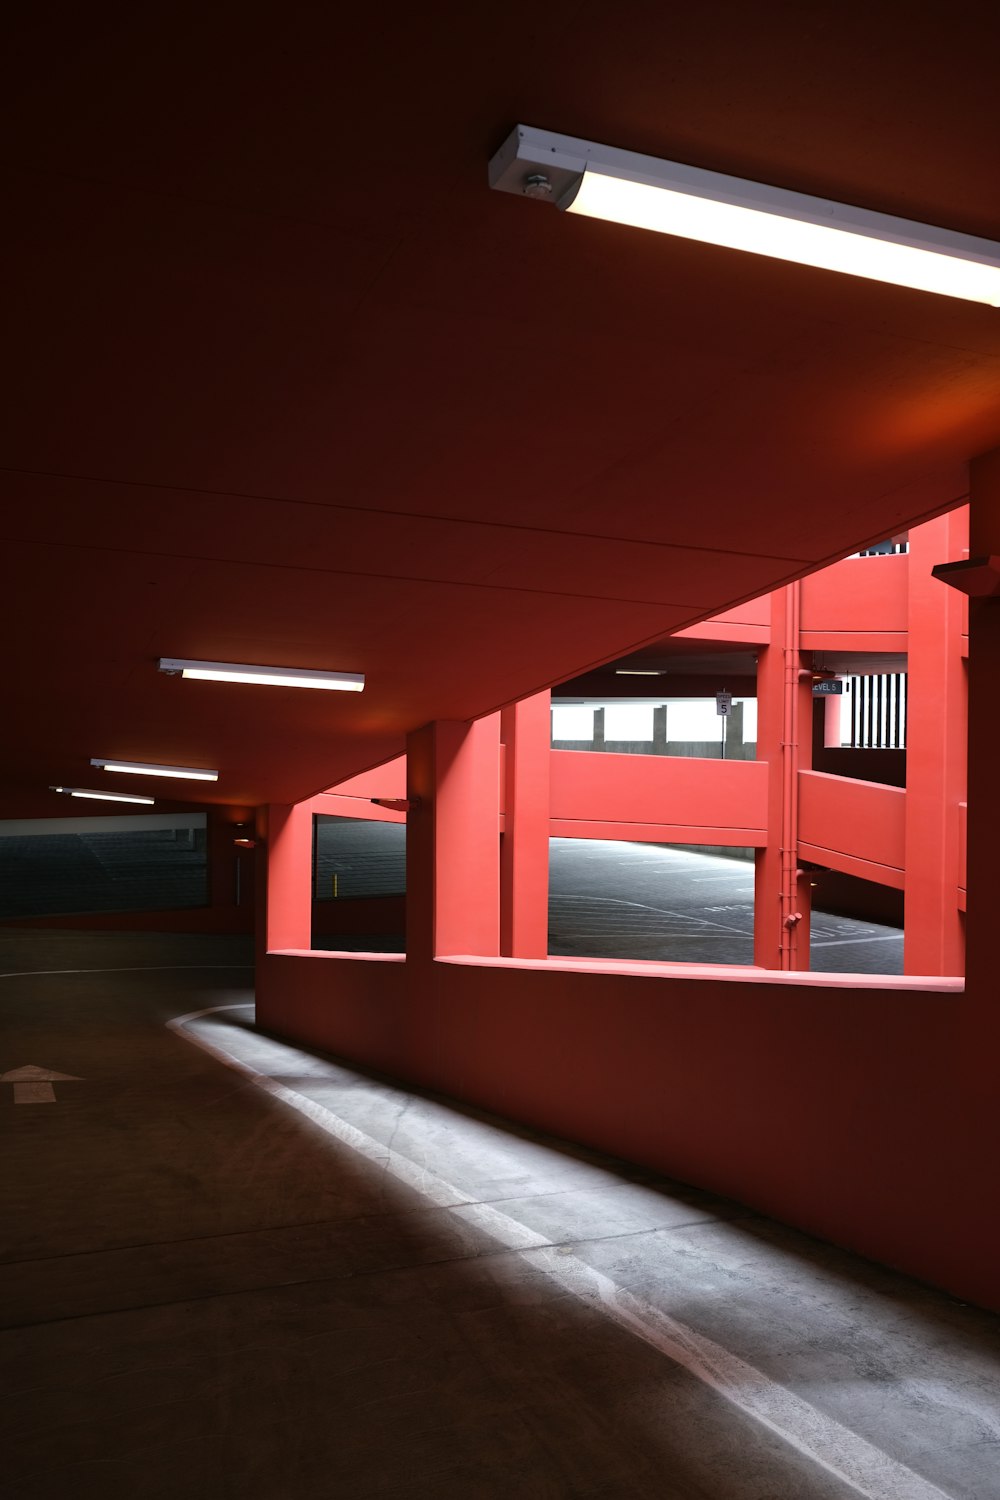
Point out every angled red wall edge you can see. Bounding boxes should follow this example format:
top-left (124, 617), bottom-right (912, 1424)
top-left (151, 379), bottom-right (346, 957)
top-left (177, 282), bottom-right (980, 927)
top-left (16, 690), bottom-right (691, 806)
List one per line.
top-left (256, 496), bottom-right (997, 1310)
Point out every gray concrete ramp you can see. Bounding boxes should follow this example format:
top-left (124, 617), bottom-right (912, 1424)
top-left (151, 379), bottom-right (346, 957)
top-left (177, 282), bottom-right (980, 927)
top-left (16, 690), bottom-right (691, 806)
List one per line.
top-left (0, 934), bottom-right (995, 1499)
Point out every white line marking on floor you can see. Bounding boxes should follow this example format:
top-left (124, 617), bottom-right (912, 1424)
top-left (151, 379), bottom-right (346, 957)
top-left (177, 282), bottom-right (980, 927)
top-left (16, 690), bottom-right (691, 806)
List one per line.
top-left (0, 965), bottom-right (254, 980)
top-left (553, 894), bottom-right (751, 937)
top-left (1, 1064), bottom-right (83, 1103)
top-left (170, 1002), bottom-right (954, 1500)
top-left (810, 935), bottom-right (903, 949)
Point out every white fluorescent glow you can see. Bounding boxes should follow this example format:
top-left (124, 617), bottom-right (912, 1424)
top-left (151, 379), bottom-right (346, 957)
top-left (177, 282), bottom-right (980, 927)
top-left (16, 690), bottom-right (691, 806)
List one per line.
top-left (566, 173), bottom-right (1000, 305)
top-left (615, 669), bottom-right (664, 676)
top-left (51, 786), bottom-right (155, 805)
top-left (159, 657), bottom-right (364, 691)
top-left (489, 126), bottom-right (1000, 306)
top-left (90, 758), bottom-right (218, 782)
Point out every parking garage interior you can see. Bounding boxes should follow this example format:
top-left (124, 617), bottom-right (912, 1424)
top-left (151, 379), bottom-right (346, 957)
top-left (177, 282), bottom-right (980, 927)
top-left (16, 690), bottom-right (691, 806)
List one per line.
top-left (3, 5), bottom-right (999, 1496)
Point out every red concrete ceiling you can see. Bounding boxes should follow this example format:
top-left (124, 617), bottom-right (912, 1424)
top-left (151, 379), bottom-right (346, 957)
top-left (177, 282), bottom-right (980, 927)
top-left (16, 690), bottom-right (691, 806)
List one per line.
top-left (2, 1), bottom-right (999, 810)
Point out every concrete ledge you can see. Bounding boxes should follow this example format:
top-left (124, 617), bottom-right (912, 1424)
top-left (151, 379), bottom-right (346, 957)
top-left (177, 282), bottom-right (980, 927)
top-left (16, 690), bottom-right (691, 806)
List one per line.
top-left (266, 946), bottom-right (962, 992)
top-left (437, 955), bottom-right (963, 992)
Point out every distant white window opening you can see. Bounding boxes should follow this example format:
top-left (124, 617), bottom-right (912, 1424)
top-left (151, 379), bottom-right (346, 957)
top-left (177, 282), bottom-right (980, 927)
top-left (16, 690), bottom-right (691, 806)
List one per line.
top-left (552, 704), bottom-right (595, 741)
top-left (667, 700), bottom-right (722, 742)
top-left (604, 702), bottom-right (655, 741)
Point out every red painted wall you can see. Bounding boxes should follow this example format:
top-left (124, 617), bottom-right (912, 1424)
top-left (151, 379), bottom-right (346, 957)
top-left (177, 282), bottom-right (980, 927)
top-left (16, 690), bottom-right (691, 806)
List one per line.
top-left (256, 950), bottom-right (996, 1309)
top-left (550, 751), bottom-right (768, 844)
top-left (799, 553), bottom-right (908, 647)
top-left (798, 771), bottom-right (906, 887)
top-left (255, 503), bottom-right (993, 1313)
top-left (674, 596), bottom-right (770, 643)
top-left (324, 757), bottom-right (407, 801)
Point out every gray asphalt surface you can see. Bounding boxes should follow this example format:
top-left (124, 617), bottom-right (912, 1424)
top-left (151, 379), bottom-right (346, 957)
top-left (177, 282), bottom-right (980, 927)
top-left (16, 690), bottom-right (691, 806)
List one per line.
top-left (312, 825), bottom-right (905, 973)
top-left (549, 840), bottom-right (904, 975)
top-left (1, 932), bottom-right (992, 1499)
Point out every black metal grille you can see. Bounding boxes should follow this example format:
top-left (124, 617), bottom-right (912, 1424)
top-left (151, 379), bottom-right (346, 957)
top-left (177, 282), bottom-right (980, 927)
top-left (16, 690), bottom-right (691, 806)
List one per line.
top-left (848, 674), bottom-right (906, 748)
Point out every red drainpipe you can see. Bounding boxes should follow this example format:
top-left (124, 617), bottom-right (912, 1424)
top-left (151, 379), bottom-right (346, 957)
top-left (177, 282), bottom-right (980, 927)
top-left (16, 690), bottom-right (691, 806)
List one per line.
top-left (780, 581), bottom-right (803, 968)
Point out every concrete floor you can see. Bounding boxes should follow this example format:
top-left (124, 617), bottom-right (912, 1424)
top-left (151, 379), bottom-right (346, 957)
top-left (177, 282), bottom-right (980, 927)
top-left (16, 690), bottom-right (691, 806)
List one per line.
top-left (2, 933), bottom-right (996, 1499)
top-left (549, 841), bottom-right (905, 975)
top-left (314, 839), bottom-right (905, 973)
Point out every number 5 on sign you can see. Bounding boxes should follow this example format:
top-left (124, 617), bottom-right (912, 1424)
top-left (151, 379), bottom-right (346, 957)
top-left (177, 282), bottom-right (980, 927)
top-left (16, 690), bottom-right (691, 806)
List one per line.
top-left (716, 692), bottom-right (732, 716)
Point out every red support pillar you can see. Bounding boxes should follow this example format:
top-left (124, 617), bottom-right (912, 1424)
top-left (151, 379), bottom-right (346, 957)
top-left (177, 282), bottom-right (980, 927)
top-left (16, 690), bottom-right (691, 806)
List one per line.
top-left (754, 583), bottom-right (812, 969)
top-left (903, 510), bottom-right (967, 976)
top-left (755, 609), bottom-right (784, 969)
top-left (406, 716), bottom-right (501, 962)
top-left (500, 691), bottom-right (551, 958)
top-left (966, 450), bottom-right (1000, 1003)
top-left (263, 800), bottom-right (313, 952)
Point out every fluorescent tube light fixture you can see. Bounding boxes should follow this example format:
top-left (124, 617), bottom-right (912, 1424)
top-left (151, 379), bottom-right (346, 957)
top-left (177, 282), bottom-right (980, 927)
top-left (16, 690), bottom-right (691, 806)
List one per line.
top-left (91, 758), bottom-right (219, 782)
top-left (615, 669), bottom-right (665, 676)
top-left (51, 786), bottom-right (155, 805)
top-left (489, 125), bottom-right (1000, 305)
top-left (158, 658), bottom-right (365, 691)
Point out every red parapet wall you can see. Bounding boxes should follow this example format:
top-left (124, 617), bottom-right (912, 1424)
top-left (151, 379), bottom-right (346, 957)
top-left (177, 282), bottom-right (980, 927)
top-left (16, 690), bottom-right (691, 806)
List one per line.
top-left (325, 757), bottom-right (407, 801)
top-left (799, 553), bottom-right (908, 649)
top-left (550, 751), bottom-right (768, 844)
top-left (798, 770), bottom-right (906, 887)
top-left (314, 794), bottom-right (406, 824)
top-left (256, 951), bottom-right (995, 1310)
top-left (674, 595), bottom-right (770, 644)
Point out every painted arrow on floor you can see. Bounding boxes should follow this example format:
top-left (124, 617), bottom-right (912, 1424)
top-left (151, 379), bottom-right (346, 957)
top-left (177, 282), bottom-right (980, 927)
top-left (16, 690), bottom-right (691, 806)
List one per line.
top-left (1, 1065), bottom-right (83, 1104)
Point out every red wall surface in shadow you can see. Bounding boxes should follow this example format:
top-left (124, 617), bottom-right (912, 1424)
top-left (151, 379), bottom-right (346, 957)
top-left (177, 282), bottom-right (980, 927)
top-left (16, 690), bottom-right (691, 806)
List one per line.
top-left (312, 894), bottom-right (405, 938)
top-left (256, 950), bottom-right (996, 1310)
top-left (255, 501), bottom-right (988, 1309)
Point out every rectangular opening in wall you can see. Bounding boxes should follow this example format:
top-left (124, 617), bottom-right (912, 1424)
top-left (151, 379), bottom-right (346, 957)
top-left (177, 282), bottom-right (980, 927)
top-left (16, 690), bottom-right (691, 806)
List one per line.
top-left (311, 815), bottom-right (405, 953)
top-left (844, 672), bottom-right (907, 749)
top-left (548, 837), bottom-right (755, 964)
top-left (0, 813), bottom-right (208, 918)
top-left (551, 698), bottom-right (757, 759)
top-left (808, 870), bottom-right (904, 975)
top-left (809, 661), bottom-right (908, 784)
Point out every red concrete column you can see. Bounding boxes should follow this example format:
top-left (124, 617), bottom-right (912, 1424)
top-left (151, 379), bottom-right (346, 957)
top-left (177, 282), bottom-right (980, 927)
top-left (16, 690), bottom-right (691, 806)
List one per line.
top-left (500, 691), bottom-right (551, 958)
top-left (966, 450), bottom-right (1000, 1001)
top-left (406, 716), bottom-right (501, 962)
top-left (264, 800), bottom-right (314, 952)
top-left (207, 809), bottom-right (234, 913)
top-left (755, 602), bottom-right (784, 969)
top-left (754, 584), bottom-right (812, 969)
top-left (903, 510), bottom-right (967, 975)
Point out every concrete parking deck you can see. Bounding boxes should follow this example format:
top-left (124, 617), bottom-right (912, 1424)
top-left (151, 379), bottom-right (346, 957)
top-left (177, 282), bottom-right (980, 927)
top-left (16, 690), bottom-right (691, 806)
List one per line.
top-left (1, 933), bottom-right (994, 1499)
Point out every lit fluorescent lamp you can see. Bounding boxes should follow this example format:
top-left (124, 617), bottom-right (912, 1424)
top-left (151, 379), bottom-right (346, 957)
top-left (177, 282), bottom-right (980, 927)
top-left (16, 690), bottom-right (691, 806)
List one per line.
top-left (615, 669), bottom-right (665, 676)
top-left (489, 125), bottom-right (1000, 305)
top-left (90, 758), bottom-right (219, 782)
top-left (51, 786), bottom-right (155, 805)
top-left (158, 657), bottom-right (365, 691)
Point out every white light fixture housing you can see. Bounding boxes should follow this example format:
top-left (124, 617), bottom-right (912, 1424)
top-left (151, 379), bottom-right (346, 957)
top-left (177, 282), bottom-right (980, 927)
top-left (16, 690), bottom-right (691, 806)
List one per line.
top-left (615, 669), bottom-right (665, 676)
top-left (158, 657), bottom-right (365, 691)
top-left (489, 125), bottom-right (1000, 306)
top-left (51, 786), bottom-right (155, 805)
top-left (91, 758), bottom-right (219, 782)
